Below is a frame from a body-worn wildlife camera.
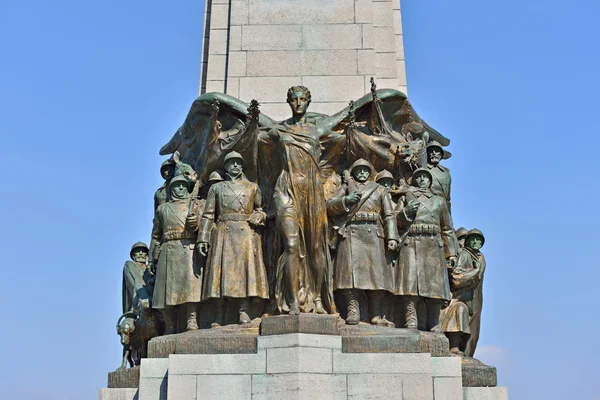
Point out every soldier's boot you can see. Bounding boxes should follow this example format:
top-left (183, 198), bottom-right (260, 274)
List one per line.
top-left (447, 333), bottom-right (464, 356)
top-left (345, 290), bottom-right (360, 325)
top-left (186, 303), bottom-right (199, 331)
top-left (404, 296), bottom-right (418, 329)
top-left (426, 300), bottom-right (443, 334)
top-left (162, 309), bottom-right (176, 335)
top-left (314, 297), bottom-right (326, 314)
top-left (368, 291), bottom-right (395, 328)
top-left (239, 298), bottom-right (251, 325)
top-left (211, 298), bottom-right (226, 328)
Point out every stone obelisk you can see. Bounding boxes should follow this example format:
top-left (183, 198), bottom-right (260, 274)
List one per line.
top-left (199, 0), bottom-right (407, 120)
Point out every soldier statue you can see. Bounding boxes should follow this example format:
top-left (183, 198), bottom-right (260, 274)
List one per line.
top-left (440, 229), bottom-right (486, 356)
top-left (327, 159), bottom-right (398, 326)
top-left (151, 175), bottom-right (202, 334)
top-left (395, 168), bottom-right (458, 332)
top-left (426, 141), bottom-right (452, 212)
top-left (150, 159), bottom-right (176, 272)
top-left (375, 169), bottom-right (395, 190)
top-left (122, 242), bottom-right (152, 314)
top-left (198, 151), bottom-right (269, 325)
top-left (455, 227), bottom-right (468, 249)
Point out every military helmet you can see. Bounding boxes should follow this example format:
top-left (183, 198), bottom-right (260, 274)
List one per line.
top-left (130, 241), bottom-right (149, 259)
top-left (426, 140), bottom-right (444, 154)
top-left (169, 175), bottom-right (191, 192)
top-left (160, 158), bottom-right (176, 172)
top-left (465, 228), bottom-right (485, 246)
top-left (350, 158), bottom-right (373, 173)
top-left (375, 169), bottom-right (394, 182)
top-left (411, 168), bottom-right (433, 186)
top-left (455, 227), bottom-right (468, 239)
top-left (224, 151), bottom-right (245, 165)
top-left (208, 171), bottom-right (224, 183)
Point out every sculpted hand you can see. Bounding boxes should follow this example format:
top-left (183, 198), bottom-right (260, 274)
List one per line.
top-left (199, 242), bottom-right (209, 257)
top-left (387, 239), bottom-right (399, 251)
top-left (447, 256), bottom-right (457, 268)
top-left (404, 199), bottom-right (420, 217)
top-left (186, 214), bottom-right (199, 229)
top-left (249, 211), bottom-right (266, 226)
top-left (345, 191), bottom-right (362, 206)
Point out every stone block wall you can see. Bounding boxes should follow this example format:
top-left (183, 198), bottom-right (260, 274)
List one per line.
top-left (99, 333), bottom-right (508, 400)
top-left (200, 0), bottom-right (407, 120)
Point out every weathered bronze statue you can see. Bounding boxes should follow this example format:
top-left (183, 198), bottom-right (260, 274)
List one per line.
top-left (198, 151), bottom-right (269, 325)
top-left (375, 169), bottom-right (395, 190)
top-left (426, 141), bottom-right (451, 212)
top-left (327, 159), bottom-right (398, 326)
top-left (117, 242), bottom-right (161, 369)
top-left (456, 227), bottom-right (468, 248)
top-left (395, 168), bottom-right (458, 332)
top-left (151, 175), bottom-right (201, 333)
top-left (154, 159), bottom-right (176, 211)
top-left (440, 229), bottom-right (486, 356)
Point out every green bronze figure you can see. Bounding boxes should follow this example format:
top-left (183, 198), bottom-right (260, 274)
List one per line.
top-left (440, 229), bottom-right (486, 356)
top-left (327, 159), bottom-right (398, 327)
top-left (198, 152), bottom-right (269, 325)
top-left (455, 227), bottom-right (468, 249)
top-left (151, 175), bottom-right (202, 334)
top-left (122, 242), bottom-right (152, 314)
top-left (395, 168), bottom-right (458, 332)
top-left (426, 141), bottom-right (452, 212)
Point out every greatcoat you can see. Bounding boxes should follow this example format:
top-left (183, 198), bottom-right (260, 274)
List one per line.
top-left (151, 198), bottom-right (201, 309)
top-left (327, 181), bottom-right (398, 292)
top-left (395, 188), bottom-right (458, 300)
top-left (122, 261), bottom-right (152, 313)
top-left (427, 163), bottom-right (451, 211)
top-left (440, 247), bottom-right (486, 357)
top-left (198, 175), bottom-right (269, 300)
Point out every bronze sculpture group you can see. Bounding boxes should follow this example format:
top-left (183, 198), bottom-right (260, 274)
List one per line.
top-left (117, 80), bottom-right (488, 368)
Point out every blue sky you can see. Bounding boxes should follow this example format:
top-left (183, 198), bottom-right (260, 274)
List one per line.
top-left (1, 0), bottom-right (599, 399)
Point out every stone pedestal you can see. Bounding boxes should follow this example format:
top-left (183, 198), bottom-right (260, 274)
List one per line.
top-left (200, 0), bottom-right (407, 120)
top-left (100, 329), bottom-right (508, 400)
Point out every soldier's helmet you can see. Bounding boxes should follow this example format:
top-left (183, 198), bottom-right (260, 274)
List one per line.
top-left (208, 171), bottom-right (224, 183)
top-left (465, 228), bottom-right (485, 246)
top-left (160, 159), bottom-right (176, 172)
top-left (224, 151), bottom-right (245, 165)
top-left (350, 158), bottom-right (373, 173)
top-left (375, 169), bottom-right (394, 183)
top-left (130, 242), bottom-right (149, 260)
top-left (426, 140), bottom-right (444, 155)
top-left (455, 227), bottom-right (469, 240)
top-left (411, 168), bottom-right (433, 187)
top-left (168, 175), bottom-right (192, 192)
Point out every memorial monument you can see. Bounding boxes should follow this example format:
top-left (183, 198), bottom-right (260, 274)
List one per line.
top-left (100, 1), bottom-right (508, 399)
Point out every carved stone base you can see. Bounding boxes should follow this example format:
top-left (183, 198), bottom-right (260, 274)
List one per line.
top-left (461, 357), bottom-right (498, 387)
top-left (259, 314), bottom-right (341, 336)
top-left (107, 365), bottom-right (139, 388)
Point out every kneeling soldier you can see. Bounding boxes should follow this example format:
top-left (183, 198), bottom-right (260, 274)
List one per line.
top-left (328, 159), bottom-right (399, 326)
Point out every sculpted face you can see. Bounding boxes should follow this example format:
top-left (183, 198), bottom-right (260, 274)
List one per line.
top-left (353, 166), bottom-right (371, 183)
top-left (171, 182), bottom-right (188, 199)
top-left (288, 91), bottom-right (310, 117)
top-left (224, 158), bottom-right (243, 178)
top-left (414, 172), bottom-right (431, 189)
top-left (132, 249), bottom-right (148, 263)
top-left (467, 235), bottom-right (484, 251)
top-left (161, 165), bottom-right (175, 181)
top-left (378, 178), bottom-right (394, 189)
top-left (427, 147), bottom-right (443, 165)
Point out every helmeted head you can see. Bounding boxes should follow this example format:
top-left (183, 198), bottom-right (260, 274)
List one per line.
top-left (208, 171), bottom-right (224, 184)
top-left (375, 169), bottom-right (395, 189)
top-left (465, 229), bottom-right (485, 251)
top-left (130, 241), bottom-right (149, 262)
top-left (426, 141), bottom-right (444, 165)
top-left (160, 159), bottom-right (176, 181)
top-left (350, 159), bottom-right (373, 183)
top-left (411, 168), bottom-right (433, 189)
top-left (455, 227), bottom-right (468, 247)
top-left (287, 85), bottom-right (311, 118)
top-left (223, 151), bottom-right (244, 178)
top-left (169, 175), bottom-right (191, 200)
